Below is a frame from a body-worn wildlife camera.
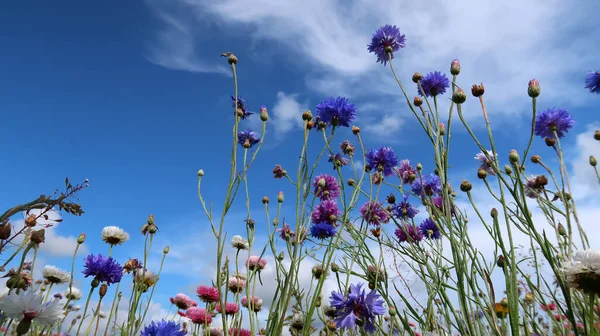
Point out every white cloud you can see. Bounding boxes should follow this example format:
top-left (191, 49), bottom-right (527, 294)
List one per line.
top-left (270, 91), bottom-right (307, 137)
top-left (364, 114), bottom-right (404, 138)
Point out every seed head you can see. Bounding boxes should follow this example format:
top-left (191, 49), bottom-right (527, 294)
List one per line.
top-left (530, 155), bottom-right (541, 164)
top-left (198, 169), bottom-right (204, 177)
top-left (30, 229), bottom-right (45, 245)
top-left (306, 120), bottom-right (314, 130)
top-left (227, 54), bottom-right (238, 65)
top-left (471, 83), bottom-right (485, 97)
top-left (0, 223), bottom-right (12, 240)
top-left (99, 283), bottom-right (108, 298)
top-left (413, 96), bottom-right (423, 107)
top-left (347, 178), bottom-right (355, 186)
top-left (352, 126), bottom-right (360, 135)
top-left (497, 255), bottom-right (506, 268)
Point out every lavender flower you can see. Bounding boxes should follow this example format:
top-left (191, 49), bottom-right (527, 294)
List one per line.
top-left (276, 223), bottom-right (295, 241)
top-left (311, 200), bottom-right (341, 225)
top-left (391, 195), bottom-right (419, 219)
top-left (231, 96), bottom-right (253, 120)
top-left (534, 108), bottom-right (574, 139)
top-left (585, 71), bottom-right (600, 94)
top-left (419, 218), bottom-right (441, 240)
top-left (396, 159), bottom-right (416, 184)
top-left (328, 153), bottom-right (349, 169)
top-left (366, 146), bottom-right (398, 177)
top-left (313, 174), bottom-right (341, 201)
top-left (367, 25), bottom-right (406, 66)
top-left (411, 174), bottom-right (442, 197)
top-left (82, 254), bottom-right (123, 285)
top-left (474, 150), bottom-right (497, 176)
top-left (141, 319), bottom-right (185, 336)
top-left (418, 71), bottom-right (450, 97)
top-left (237, 129), bottom-right (260, 148)
top-left (315, 97), bottom-right (356, 127)
top-left (309, 223), bottom-right (337, 239)
top-left (360, 201), bottom-right (390, 226)
top-left (329, 283), bottom-right (386, 333)
top-left (395, 225), bottom-right (423, 244)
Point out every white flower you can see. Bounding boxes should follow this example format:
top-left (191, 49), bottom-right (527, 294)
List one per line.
top-left (0, 290), bottom-right (63, 326)
top-left (42, 265), bottom-right (71, 285)
top-left (133, 269), bottom-right (159, 289)
top-left (0, 287), bottom-right (9, 299)
top-left (98, 311), bottom-right (107, 318)
top-left (562, 249), bottom-right (600, 295)
top-left (231, 235), bottom-right (249, 250)
top-left (101, 226), bottom-right (130, 245)
top-left (64, 287), bottom-right (82, 300)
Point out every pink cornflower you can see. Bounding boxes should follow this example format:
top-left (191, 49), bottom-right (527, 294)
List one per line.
top-left (246, 256), bottom-right (267, 271)
top-left (186, 307), bottom-right (212, 325)
top-left (174, 293), bottom-right (197, 310)
top-left (216, 302), bottom-right (240, 315)
top-left (241, 296), bottom-right (263, 312)
top-left (228, 328), bottom-right (251, 336)
top-left (227, 277), bottom-right (246, 293)
top-left (196, 285), bottom-right (220, 303)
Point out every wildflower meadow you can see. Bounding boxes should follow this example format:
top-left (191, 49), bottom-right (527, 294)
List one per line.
top-left (2, 20), bottom-right (600, 336)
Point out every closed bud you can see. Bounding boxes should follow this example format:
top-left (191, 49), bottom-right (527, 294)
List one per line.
top-left (531, 155), bottom-right (541, 164)
top-left (0, 223), bottom-right (12, 240)
top-left (471, 83), bottom-right (485, 97)
top-left (389, 306), bottom-right (397, 316)
top-left (527, 79), bottom-right (540, 98)
top-left (504, 165), bottom-right (512, 175)
top-left (147, 215), bottom-right (154, 225)
top-left (148, 224), bottom-right (157, 234)
top-left (439, 123), bottom-right (446, 135)
top-left (306, 120), bottom-right (314, 130)
top-left (259, 106), bottom-right (269, 122)
top-left (595, 130), bottom-right (600, 141)
top-left (497, 255), bottom-right (506, 268)
top-left (25, 214), bottom-right (37, 227)
top-left (590, 156), bottom-right (597, 167)
top-left (451, 88), bottom-right (467, 104)
top-left (557, 223), bottom-right (567, 236)
top-left (347, 178), bottom-right (355, 186)
top-left (368, 282), bottom-right (375, 290)
top-left (30, 229), bottom-right (45, 245)
top-left (491, 208), bottom-right (498, 218)
top-left (118, 291), bottom-right (123, 298)
top-left (262, 196), bottom-right (269, 204)
top-left (197, 169), bottom-right (205, 177)
top-left (460, 180), bottom-right (472, 192)
top-left (544, 137), bottom-right (556, 147)
top-left (450, 59), bottom-right (461, 75)
top-left (413, 96), bottom-right (423, 107)
top-left (302, 110), bottom-right (313, 121)
top-left (278, 252), bottom-right (284, 261)
top-left (99, 283), bottom-right (108, 298)
top-left (227, 54), bottom-right (238, 65)
top-left (317, 178), bottom-right (326, 188)
top-left (416, 163), bottom-right (423, 171)
top-left (277, 191), bottom-right (284, 203)
top-left (477, 168), bottom-right (487, 179)
top-left (412, 72), bottom-right (423, 83)
top-left (91, 278), bottom-right (100, 288)
top-left (352, 126), bottom-right (360, 135)
top-left (163, 246), bottom-right (169, 254)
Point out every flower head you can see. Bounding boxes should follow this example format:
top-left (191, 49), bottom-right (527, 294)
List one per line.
top-left (216, 302), bottom-right (240, 315)
top-left (360, 201), bottom-right (390, 226)
top-left (232, 96), bottom-right (253, 120)
top-left (241, 296), bottom-right (263, 312)
top-left (396, 160), bottom-right (417, 184)
top-left (585, 71), bottom-right (600, 94)
top-left (229, 328), bottom-right (252, 336)
top-left (174, 293), bottom-right (197, 310)
top-left (276, 223), bottom-right (295, 241)
top-left (246, 256), bottom-right (267, 271)
top-left (311, 200), bottom-right (341, 225)
top-left (186, 307), bottom-right (212, 325)
top-left (315, 97), bottom-right (356, 127)
top-left (524, 175), bottom-right (548, 198)
top-left (474, 150), bottom-right (497, 176)
top-left (419, 218), bottom-right (441, 240)
top-left (419, 71), bottom-right (450, 97)
top-left (227, 277), bottom-right (246, 293)
top-left (231, 235), bottom-right (249, 250)
top-left (395, 225), bottom-right (423, 244)
top-left (313, 174), bottom-right (341, 201)
top-left (340, 141), bottom-right (355, 157)
top-left (534, 108), bottom-right (574, 139)
top-left (101, 226), bottom-right (130, 245)
top-left (366, 147), bottom-right (398, 177)
top-left (42, 265), bottom-right (70, 285)
top-left (141, 319), bottom-right (185, 336)
top-left (432, 196), bottom-right (455, 216)
top-left (237, 129), bottom-right (260, 148)
top-left (0, 290), bottom-right (63, 326)
top-left (310, 223), bottom-right (337, 240)
top-left (64, 287), bottom-right (82, 301)
top-left (133, 269), bottom-right (159, 290)
top-left (391, 195), bottom-right (419, 220)
top-left (411, 174), bottom-right (442, 197)
top-left (329, 283), bottom-right (386, 333)
top-left (196, 285), bottom-right (220, 303)
top-left (328, 153), bottom-right (349, 169)
top-left (562, 249), bottom-right (600, 296)
top-left (82, 254), bottom-right (123, 285)
top-left (367, 25), bottom-right (406, 65)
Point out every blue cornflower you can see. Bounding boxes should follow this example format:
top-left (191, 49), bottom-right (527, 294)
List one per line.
top-left (82, 254), bottom-right (123, 285)
top-left (231, 96), bottom-right (253, 120)
top-left (418, 71), bottom-right (450, 97)
top-left (474, 150), bottom-right (497, 176)
top-left (141, 319), bottom-right (185, 336)
top-left (367, 25), bottom-right (406, 66)
top-left (391, 195), bottom-right (419, 219)
top-left (585, 71), bottom-right (600, 94)
top-left (237, 129), bottom-right (260, 148)
top-left (315, 97), bottom-right (356, 127)
top-left (419, 218), bottom-right (441, 240)
top-left (366, 146), bottom-right (398, 177)
top-left (310, 223), bottom-right (337, 239)
top-left (329, 283), bottom-right (386, 333)
top-left (328, 153), bottom-right (349, 169)
top-left (411, 174), bottom-right (442, 197)
top-left (534, 108), bottom-right (574, 139)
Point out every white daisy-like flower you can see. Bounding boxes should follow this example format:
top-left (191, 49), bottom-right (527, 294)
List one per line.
top-left (42, 265), bottom-right (71, 285)
top-left (133, 269), bottom-right (159, 290)
top-left (101, 226), bottom-right (130, 245)
top-left (209, 327), bottom-right (224, 336)
top-left (0, 290), bottom-right (63, 326)
top-left (562, 248), bottom-right (600, 296)
top-left (64, 287), bottom-right (82, 300)
top-left (231, 235), bottom-right (249, 250)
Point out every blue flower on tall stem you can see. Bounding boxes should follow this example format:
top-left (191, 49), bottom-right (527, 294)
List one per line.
top-left (411, 174), bottom-right (442, 197)
top-left (329, 283), bottom-right (386, 333)
top-left (366, 147), bottom-right (398, 177)
top-left (585, 71), bottom-right (600, 94)
top-left (419, 218), bottom-right (441, 240)
top-left (391, 195), bottom-right (419, 219)
top-left (82, 254), bottom-right (123, 285)
top-left (418, 71), bottom-right (450, 97)
top-left (231, 96), bottom-right (253, 119)
top-left (315, 97), bottom-right (356, 127)
top-left (141, 319), bottom-right (185, 336)
top-left (328, 153), bottom-right (349, 169)
top-left (237, 129), bottom-right (260, 148)
top-left (367, 25), bottom-right (406, 66)
top-left (309, 223), bottom-right (337, 240)
top-left (534, 108), bottom-right (574, 139)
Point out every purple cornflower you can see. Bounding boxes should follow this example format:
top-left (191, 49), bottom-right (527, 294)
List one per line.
top-left (418, 71), bottom-right (450, 97)
top-left (313, 174), bottom-right (341, 201)
top-left (328, 153), bottom-right (349, 169)
top-left (309, 223), bottom-right (337, 239)
top-left (524, 175), bottom-right (545, 198)
top-left (432, 196), bottom-right (455, 216)
top-left (141, 319), bottom-right (185, 336)
top-left (231, 96), bottom-right (253, 120)
top-left (411, 174), bottom-right (442, 197)
top-left (366, 146), bottom-right (398, 177)
top-left (360, 201), bottom-right (390, 226)
top-left (237, 129), bottom-right (260, 148)
top-left (396, 159), bottom-right (416, 184)
top-left (419, 218), bottom-right (441, 240)
top-left (474, 150), bottom-right (497, 176)
top-left (534, 108), bottom-right (574, 139)
top-left (82, 254), bottom-right (123, 285)
top-left (585, 71), bottom-right (600, 94)
top-left (367, 25), bottom-right (406, 66)
top-left (311, 200), bottom-right (341, 225)
top-left (391, 195), bottom-right (419, 219)
top-left (276, 223), bottom-right (295, 241)
top-left (329, 283), bottom-right (386, 333)
top-left (315, 97), bottom-right (357, 127)
top-left (395, 225), bottom-right (423, 244)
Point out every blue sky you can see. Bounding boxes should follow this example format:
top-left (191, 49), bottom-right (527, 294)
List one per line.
top-left (1, 0), bottom-right (600, 331)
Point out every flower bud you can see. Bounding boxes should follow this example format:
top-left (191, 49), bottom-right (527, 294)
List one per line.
top-left (497, 255), bottom-right (506, 268)
top-left (147, 214), bottom-right (154, 225)
top-left (527, 79), bottom-right (540, 98)
top-left (595, 130), bottom-right (600, 141)
top-left (412, 72), bottom-right (423, 83)
top-left (347, 178), bottom-right (355, 186)
top-left (477, 168), bottom-right (487, 179)
top-left (148, 224), bottom-right (157, 234)
top-left (259, 106), bottom-right (269, 122)
top-left (544, 137), bottom-right (556, 147)
top-left (352, 126), bottom-right (360, 135)
top-left (91, 278), bottom-right (100, 288)
top-left (416, 163), bottom-right (423, 171)
top-left (504, 165), bottom-right (512, 175)
top-left (197, 169), bottom-right (205, 177)
top-left (471, 83), bottom-right (485, 97)
top-left (386, 193), bottom-right (396, 204)
top-left (306, 121), bottom-right (314, 130)
top-left (99, 283), bottom-right (108, 298)
top-left (0, 223), bottom-right (12, 240)
top-left (450, 59), bottom-right (461, 75)
top-left (590, 156), bottom-right (597, 167)
top-left (557, 223), bottom-right (567, 236)
top-left (227, 54), bottom-right (238, 65)
top-left (491, 208), bottom-right (498, 218)
top-left (451, 88), bottom-right (467, 104)
top-left (330, 262), bottom-right (339, 273)
top-left (25, 214), bottom-right (37, 227)
top-left (30, 229), bottom-right (45, 245)
top-left (262, 196), bottom-right (269, 204)
top-left (163, 246), bottom-right (170, 254)
top-left (439, 123), bottom-right (446, 135)
top-left (460, 180), bottom-right (472, 192)
top-left (302, 110), bottom-right (313, 121)
top-left (277, 191), bottom-right (284, 203)
top-left (530, 155), bottom-right (541, 164)
top-left (389, 306), bottom-right (397, 316)
top-left (413, 96), bottom-right (423, 107)
top-left (508, 150), bottom-right (520, 164)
